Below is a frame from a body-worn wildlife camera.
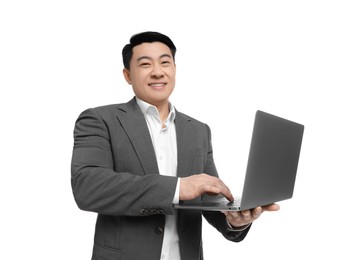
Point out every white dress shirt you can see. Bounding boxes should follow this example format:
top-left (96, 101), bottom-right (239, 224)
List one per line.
top-left (136, 98), bottom-right (181, 260)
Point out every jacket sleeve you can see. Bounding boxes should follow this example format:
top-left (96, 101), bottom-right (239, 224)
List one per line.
top-left (71, 108), bottom-right (178, 216)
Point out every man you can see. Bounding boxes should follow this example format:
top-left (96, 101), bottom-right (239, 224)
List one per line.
top-left (71, 31), bottom-right (279, 260)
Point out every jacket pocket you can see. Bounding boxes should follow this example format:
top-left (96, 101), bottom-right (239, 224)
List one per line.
top-left (92, 243), bottom-right (122, 260)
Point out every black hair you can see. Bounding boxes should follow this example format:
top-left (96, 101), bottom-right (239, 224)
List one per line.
top-left (122, 31), bottom-right (177, 70)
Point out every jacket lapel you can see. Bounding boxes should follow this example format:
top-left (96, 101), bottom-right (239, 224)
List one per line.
top-left (175, 111), bottom-right (197, 178)
top-left (116, 98), bottom-right (160, 175)
top-left (115, 99), bottom-right (197, 178)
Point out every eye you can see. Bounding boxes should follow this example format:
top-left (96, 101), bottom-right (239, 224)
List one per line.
top-left (139, 62), bottom-right (151, 68)
top-left (161, 60), bottom-right (171, 66)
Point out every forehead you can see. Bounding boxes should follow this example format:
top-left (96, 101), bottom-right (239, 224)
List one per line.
top-left (132, 42), bottom-right (172, 59)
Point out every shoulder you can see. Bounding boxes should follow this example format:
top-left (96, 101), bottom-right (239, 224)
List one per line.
top-left (176, 111), bottom-right (201, 122)
top-left (91, 103), bottom-right (124, 115)
top-left (176, 110), bottom-right (211, 132)
top-left (77, 98), bottom-right (137, 119)
top-left (75, 104), bottom-right (122, 122)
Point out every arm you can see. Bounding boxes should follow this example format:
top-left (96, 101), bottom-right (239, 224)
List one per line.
top-left (71, 108), bottom-right (178, 216)
top-left (179, 124), bottom-right (279, 239)
top-left (203, 124), bottom-right (252, 240)
top-left (177, 123), bottom-right (251, 240)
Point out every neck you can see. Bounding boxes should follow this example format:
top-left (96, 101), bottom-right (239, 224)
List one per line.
top-left (155, 101), bottom-right (170, 123)
top-left (136, 97), bottom-right (171, 123)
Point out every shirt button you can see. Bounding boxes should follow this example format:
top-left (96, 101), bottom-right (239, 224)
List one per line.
top-left (155, 227), bottom-right (164, 234)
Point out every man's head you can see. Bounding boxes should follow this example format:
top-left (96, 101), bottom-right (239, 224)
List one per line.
top-left (122, 31), bottom-right (177, 70)
top-left (122, 32), bottom-right (177, 108)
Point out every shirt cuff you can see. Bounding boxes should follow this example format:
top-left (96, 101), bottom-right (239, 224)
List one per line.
top-left (226, 219), bottom-right (251, 232)
top-left (172, 178), bottom-right (180, 204)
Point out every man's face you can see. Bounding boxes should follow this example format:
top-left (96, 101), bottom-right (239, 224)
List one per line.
top-left (123, 42), bottom-right (176, 107)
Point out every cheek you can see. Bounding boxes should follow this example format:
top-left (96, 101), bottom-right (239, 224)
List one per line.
top-left (130, 73), bottom-right (147, 86)
top-left (168, 69), bottom-right (176, 82)
top-left (170, 74), bottom-right (176, 86)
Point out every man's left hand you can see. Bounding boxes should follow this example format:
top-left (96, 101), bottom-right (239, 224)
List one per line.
top-left (222, 203), bottom-right (280, 228)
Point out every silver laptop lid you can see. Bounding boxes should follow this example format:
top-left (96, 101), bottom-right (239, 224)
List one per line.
top-left (239, 110), bottom-right (304, 210)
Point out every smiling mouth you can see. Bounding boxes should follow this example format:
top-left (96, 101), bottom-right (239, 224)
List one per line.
top-left (148, 83), bottom-right (166, 87)
top-left (148, 83), bottom-right (167, 90)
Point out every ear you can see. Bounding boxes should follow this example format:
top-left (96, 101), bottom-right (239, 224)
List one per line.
top-left (123, 68), bottom-right (132, 85)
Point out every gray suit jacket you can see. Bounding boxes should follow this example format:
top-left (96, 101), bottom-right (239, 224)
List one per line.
top-left (71, 97), bottom-right (250, 260)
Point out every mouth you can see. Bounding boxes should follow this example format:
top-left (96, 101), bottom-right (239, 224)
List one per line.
top-left (148, 83), bottom-right (167, 89)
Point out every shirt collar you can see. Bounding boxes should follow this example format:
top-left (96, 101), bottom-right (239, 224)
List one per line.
top-left (136, 97), bottom-right (176, 123)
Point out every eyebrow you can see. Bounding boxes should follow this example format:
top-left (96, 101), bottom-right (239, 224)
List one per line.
top-left (137, 54), bottom-right (172, 62)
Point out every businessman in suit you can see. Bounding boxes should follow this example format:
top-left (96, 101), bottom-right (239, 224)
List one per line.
top-left (71, 31), bottom-right (279, 260)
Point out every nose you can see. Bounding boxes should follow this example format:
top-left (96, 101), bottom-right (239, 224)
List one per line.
top-left (151, 64), bottom-right (164, 78)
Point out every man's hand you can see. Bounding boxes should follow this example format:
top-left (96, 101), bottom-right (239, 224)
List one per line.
top-left (222, 204), bottom-right (280, 228)
top-left (179, 173), bottom-right (234, 201)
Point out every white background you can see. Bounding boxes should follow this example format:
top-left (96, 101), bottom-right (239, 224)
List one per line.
top-left (1, 0), bottom-right (341, 259)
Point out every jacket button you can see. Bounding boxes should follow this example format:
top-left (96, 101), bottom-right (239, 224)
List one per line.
top-left (155, 227), bottom-right (164, 234)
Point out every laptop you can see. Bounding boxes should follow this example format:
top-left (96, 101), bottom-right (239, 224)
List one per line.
top-left (173, 110), bottom-right (304, 211)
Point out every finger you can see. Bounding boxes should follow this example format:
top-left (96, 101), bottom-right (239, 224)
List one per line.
top-left (203, 185), bottom-right (221, 195)
top-left (228, 211), bottom-right (240, 219)
top-left (241, 210), bottom-right (250, 216)
top-left (204, 176), bottom-right (234, 202)
top-left (220, 188), bottom-right (234, 202)
top-left (241, 210), bottom-right (252, 220)
top-left (262, 203), bottom-right (280, 212)
top-left (252, 207), bottom-right (262, 219)
top-left (216, 181), bottom-right (234, 202)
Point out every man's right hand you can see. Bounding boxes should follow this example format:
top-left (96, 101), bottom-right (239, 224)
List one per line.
top-left (179, 173), bottom-right (234, 201)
